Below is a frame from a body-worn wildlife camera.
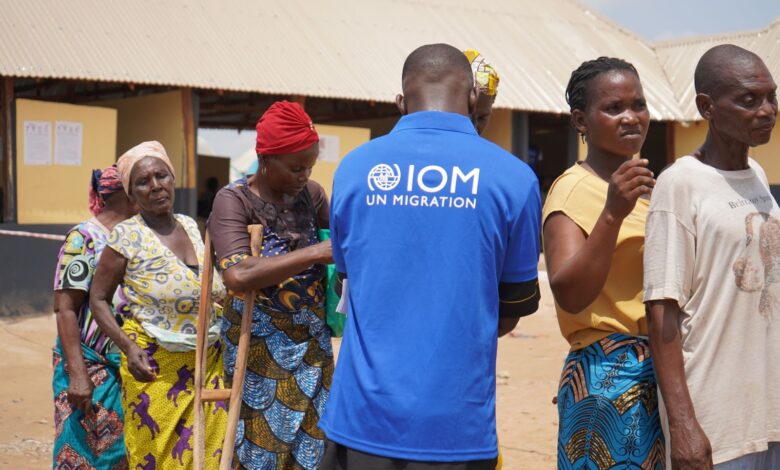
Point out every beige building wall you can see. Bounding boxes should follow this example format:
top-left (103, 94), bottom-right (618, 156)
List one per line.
top-left (674, 121), bottom-right (780, 184)
top-left (97, 91), bottom-right (188, 188)
top-left (482, 109), bottom-right (512, 152)
top-left (15, 99), bottom-right (117, 224)
top-left (753, 129), bottom-right (780, 184)
top-left (310, 124), bottom-right (371, 198)
top-left (337, 116), bottom-right (399, 139)
top-left (336, 110), bottom-right (514, 153)
top-left (673, 121), bottom-right (707, 159)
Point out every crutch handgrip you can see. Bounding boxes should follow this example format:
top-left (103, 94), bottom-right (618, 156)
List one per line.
top-left (248, 224), bottom-right (263, 257)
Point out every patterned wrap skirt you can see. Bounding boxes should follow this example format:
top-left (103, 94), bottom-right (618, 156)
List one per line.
top-left (221, 296), bottom-right (334, 470)
top-left (120, 319), bottom-right (227, 469)
top-left (52, 339), bottom-right (127, 470)
top-left (556, 333), bottom-right (665, 470)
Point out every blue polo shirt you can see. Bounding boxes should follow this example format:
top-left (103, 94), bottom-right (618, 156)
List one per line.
top-left (321, 111), bottom-right (541, 462)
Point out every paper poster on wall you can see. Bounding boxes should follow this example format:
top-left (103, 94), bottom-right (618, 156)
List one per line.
top-left (55, 121), bottom-right (83, 166)
top-left (23, 120), bottom-right (52, 165)
top-left (318, 134), bottom-right (341, 162)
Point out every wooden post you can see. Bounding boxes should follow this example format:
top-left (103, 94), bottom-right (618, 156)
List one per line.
top-left (1, 77), bottom-right (14, 222)
top-left (291, 94), bottom-right (306, 110)
top-left (511, 111), bottom-right (529, 162)
top-left (665, 121), bottom-right (676, 165)
top-left (181, 88), bottom-right (197, 189)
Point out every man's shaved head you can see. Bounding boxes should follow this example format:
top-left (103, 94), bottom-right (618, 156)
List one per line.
top-left (693, 43), bottom-right (777, 149)
top-left (695, 44), bottom-right (768, 98)
top-left (402, 43), bottom-right (474, 88)
top-left (397, 43), bottom-right (476, 116)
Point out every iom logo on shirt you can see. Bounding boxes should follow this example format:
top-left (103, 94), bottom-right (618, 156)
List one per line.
top-left (366, 163), bottom-right (480, 209)
top-left (367, 164), bottom-right (402, 191)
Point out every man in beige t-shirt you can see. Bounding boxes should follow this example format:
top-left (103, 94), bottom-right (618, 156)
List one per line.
top-left (644, 45), bottom-right (779, 469)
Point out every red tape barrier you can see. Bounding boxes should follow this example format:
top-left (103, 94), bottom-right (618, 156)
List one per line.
top-left (0, 229), bottom-right (66, 241)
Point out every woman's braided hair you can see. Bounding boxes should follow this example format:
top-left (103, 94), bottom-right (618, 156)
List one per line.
top-left (565, 57), bottom-right (639, 114)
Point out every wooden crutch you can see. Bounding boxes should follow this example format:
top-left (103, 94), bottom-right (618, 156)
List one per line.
top-left (194, 224), bottom-right (263, 470)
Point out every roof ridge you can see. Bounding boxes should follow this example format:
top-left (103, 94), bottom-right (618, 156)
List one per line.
top-left (567, 0), bottom-right (654, 48)
top-left (652, 19), bottom-right (778, 49)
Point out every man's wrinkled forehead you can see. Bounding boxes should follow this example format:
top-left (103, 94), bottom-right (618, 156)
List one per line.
top-left (720, 60), bottom-right (776, 97)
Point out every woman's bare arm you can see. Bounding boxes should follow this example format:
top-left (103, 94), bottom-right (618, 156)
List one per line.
top-left (221, 242), bottom-right (332, 292)
top-left (89, 247), bottom-right (155, 382)
top-left (54, 290), bottom-right (93, 413)
top-left (648, 299), bottom-right (712, 470)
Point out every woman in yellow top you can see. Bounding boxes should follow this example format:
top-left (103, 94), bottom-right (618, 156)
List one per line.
top-left (90, 141), bottom-right (227, 469)
top-left (543, 57), bottom-right (664, 469)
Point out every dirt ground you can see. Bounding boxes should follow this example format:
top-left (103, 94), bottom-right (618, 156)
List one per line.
top-left (0, 279), bottom-right (567, 469)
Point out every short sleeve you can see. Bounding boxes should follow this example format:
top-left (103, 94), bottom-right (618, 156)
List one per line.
top-left (330, 209), bottom-right (345, 274)
top-left (208, 188), bottom-right (252, 271)
top-left (643, 211), bottom-right (695, 303)
top-left (307, 180), bottom-right (329, 229)
top-left (330, 175), bottom-right (345, 273)
top-left (307, 180), bottom-right (326, 213)
top-left (643, 170), bottom-right (696, 303)
top-left (542, 169), bottom-right (604, 235)
top-left (53, 228), bottom-right (93, 292)
top-left (107, 219), bottom-right (139, 261)
top-left (501, 181), bottom-right (542, 283)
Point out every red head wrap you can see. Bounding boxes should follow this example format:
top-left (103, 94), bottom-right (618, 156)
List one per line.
top-left (255, 101), bottom-right (319, 156)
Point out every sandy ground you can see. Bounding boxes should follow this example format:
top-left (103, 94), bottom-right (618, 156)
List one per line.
top-left (0, 280), bottom-right (567, 469)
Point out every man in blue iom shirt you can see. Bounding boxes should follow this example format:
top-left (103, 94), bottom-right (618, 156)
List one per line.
top-left (320, 43), bottom-right (541, 470)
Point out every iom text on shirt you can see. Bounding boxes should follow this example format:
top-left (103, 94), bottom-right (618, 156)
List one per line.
top-left (366, 163), bottom-right (479, 209)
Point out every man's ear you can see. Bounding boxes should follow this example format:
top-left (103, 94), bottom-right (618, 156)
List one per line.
top-left (571, 109), bottom-right (587, 138)
top-left (395, 94), bottom-right (407, 115)
top-left (695, 93), bottom-right (714, 121)
top-left (468, 87), bottom-right (478, 116)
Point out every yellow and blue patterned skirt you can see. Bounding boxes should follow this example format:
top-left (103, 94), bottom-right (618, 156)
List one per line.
top-left (556, 334), bottom-right (665, 470)
top-left (221, 292), bottom-right (334, 470)
top-left (120, 319), bottom-right (227, 469)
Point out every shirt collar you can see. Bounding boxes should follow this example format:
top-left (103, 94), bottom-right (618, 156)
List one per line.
top-left (391, 111), bottom-right (478, 136)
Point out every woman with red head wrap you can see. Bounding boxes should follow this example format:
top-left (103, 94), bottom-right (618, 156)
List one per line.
top-left (208, 101), bottom-right (334, 469)
top-left (51, 165), bottom-right (136, 468)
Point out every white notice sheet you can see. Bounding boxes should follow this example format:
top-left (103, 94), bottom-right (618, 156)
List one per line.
top-left (318, 134), bottom-right (341, 162)
top-left (54, 121), bottom-right (83, 166)
top-left (23, 120), bottom-right (52, 165)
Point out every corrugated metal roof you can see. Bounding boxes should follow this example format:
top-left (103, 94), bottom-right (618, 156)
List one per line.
top-left (654, 18), bottom-right (780, 121)
top-left (0, 0), bottom-right (686, 119)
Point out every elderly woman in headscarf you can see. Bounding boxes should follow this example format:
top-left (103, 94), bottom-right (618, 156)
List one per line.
top-left (463, 49), bottom-right (500, 135)
top-left (90, 141), bottom-right (227, 469)
top-left (208, 101), bottom-right (333, 470)
top-left (52, 166), bottom-right (136, 469)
